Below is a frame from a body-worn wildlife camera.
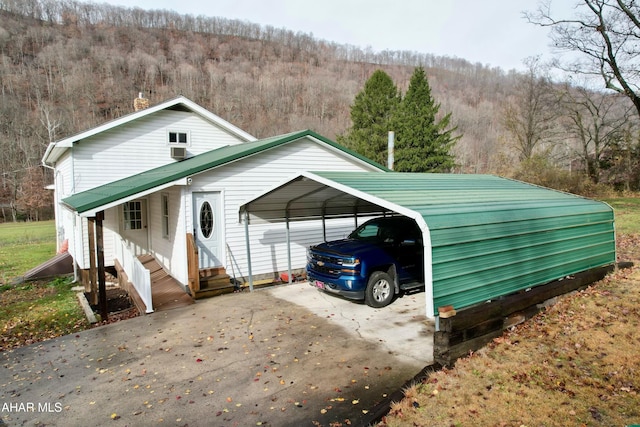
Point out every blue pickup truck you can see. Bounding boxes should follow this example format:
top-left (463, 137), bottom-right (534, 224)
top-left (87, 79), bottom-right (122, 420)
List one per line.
top-left (306, 216), bottom-right (424, 307)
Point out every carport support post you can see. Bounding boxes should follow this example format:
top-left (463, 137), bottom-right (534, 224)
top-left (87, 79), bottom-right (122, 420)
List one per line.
top-left (286, 216), bottom-right (292, 284)
top-left (244, 211), bottom-right (254, 291)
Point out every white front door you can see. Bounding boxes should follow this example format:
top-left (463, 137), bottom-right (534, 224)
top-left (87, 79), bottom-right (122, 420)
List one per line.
top-left (193, 192), bottom-right (223, 268)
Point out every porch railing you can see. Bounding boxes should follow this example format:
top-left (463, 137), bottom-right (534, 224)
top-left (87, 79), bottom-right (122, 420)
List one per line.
top-left (115, 238), bottom-right (153, 313)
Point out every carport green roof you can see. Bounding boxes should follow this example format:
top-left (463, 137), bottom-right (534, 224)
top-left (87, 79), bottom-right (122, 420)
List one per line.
top-left (61, 130), bottom-right (387, 214)
top-left (240, 171), bottom-right (616, 317)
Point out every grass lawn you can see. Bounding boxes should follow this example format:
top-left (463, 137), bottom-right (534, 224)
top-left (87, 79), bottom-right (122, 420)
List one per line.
top-left (379, 196), bottom-right (640, 427)
top-left (0, 220), bottom-right (89, 350)
top-left (0, 220), bottom-right (56, 284)
top-left (603, 196), bottom-right (640, 235)
top-left (0, 277), bottom-right (89, 351)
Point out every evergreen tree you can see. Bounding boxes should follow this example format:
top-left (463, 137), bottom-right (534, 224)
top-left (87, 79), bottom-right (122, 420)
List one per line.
top-left (393, 66), bottom-right (459, 172)
top-left (338, 70), bottom-right (400, 166)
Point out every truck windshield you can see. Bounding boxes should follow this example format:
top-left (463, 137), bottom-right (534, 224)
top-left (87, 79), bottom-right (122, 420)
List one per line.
top-left (348, 220), bottom-right (397, 242)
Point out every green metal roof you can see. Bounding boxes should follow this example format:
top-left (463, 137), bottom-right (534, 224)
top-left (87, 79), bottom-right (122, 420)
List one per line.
top-left (240, 171), bottom-right (616, 316)
top-left (61, 130), bottom-right (388, 214)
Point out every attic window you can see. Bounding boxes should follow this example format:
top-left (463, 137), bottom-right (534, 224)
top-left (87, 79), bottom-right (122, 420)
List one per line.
top-left (168, 131), bottom-right (189, 145)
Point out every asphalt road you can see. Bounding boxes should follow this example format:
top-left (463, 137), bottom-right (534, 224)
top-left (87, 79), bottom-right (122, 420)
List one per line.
top-left (1, 282), bottom-right (433, 427)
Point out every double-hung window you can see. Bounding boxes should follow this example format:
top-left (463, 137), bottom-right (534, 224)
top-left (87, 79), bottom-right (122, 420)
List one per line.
top-left (161, 194), bottom-right (170, 239)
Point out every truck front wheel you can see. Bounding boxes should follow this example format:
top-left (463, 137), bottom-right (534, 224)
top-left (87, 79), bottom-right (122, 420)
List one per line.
top-left (364, 271), bottom-right (394, 308)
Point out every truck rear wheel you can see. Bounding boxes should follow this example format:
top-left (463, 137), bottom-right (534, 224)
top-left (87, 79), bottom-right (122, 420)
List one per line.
top-left (365, 271), bottom-right (394, 308)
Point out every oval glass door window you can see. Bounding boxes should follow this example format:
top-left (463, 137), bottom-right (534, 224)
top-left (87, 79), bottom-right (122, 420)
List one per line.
top-left (199, 201), bottom-right (214, 239)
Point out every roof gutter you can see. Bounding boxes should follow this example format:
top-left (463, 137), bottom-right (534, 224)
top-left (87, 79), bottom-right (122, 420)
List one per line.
top-left (68, 178), bottom-right (188, 217)
top-left (42, 142), bottom-right (57, 168)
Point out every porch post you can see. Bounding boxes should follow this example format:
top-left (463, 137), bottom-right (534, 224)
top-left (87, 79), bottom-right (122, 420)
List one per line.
top-left (244, 210), bottom-right (254, 292)
top-left (95, 211), bottom-right (108, 321)
top-left (87, 217), bottom-right (98, 305)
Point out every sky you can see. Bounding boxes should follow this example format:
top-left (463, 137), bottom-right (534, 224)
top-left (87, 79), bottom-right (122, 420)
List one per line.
top-left (85, 0), bottom-right (577, 73)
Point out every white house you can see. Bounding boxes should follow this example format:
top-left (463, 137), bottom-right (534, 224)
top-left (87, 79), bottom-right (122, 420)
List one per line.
top-left (42, 95), bottom-right (387, 312)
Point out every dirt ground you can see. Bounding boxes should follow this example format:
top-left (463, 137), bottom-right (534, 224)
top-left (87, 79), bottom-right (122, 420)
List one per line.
top-left (86, 287), bottom-right (140, 324)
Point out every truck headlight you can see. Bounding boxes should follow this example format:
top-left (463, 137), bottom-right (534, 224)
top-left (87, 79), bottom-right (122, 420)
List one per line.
top-left (341, 258), bottom-right (360, 268)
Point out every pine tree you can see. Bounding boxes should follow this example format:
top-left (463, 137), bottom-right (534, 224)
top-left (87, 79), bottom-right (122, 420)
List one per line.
top-left (393, 67), bottom-right (459, 172)
top-left (338, 70), bottom-right (400, 166)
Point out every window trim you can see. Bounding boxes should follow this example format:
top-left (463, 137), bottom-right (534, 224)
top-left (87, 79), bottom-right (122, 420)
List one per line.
top-left (123, 201), bottom-right (143, 230)
top-left (167, 130), bottom-right (190, 146)
top-left (161, 193), bottom-right (170, 239)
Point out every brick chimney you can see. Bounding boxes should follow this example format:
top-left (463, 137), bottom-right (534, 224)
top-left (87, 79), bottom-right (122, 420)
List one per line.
top-left (133, 92), bottom-right (149, 111)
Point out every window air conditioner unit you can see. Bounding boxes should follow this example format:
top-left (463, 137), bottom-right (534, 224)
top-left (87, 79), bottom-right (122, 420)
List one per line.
top-left (170, 146), bottom-right (187, 160)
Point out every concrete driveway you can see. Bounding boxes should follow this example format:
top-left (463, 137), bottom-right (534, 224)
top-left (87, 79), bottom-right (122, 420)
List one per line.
top-left (269, 282), bottom-right (434, 366)
top-left (1, 282), bottom-right (433, 427)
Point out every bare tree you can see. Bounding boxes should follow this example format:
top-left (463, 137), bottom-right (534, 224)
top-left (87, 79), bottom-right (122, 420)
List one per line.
top-left (559, 83), bottom-right (633, 182)
top-left (17, 166), bottom-right (52, 221)
top-left (10, 0), bottom-right (637, 222)
top-left (527, 0), bottom-right (640, 119)
top-left (502, 57), bottom-right (560, 160)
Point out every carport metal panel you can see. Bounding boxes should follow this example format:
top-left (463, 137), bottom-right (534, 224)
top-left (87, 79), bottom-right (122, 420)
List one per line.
top-left (240, 171), bottom-right (616, 319)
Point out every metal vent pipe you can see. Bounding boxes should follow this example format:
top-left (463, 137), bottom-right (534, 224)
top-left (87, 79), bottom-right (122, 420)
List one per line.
top-left (387, 131), bottom-right (394, 170)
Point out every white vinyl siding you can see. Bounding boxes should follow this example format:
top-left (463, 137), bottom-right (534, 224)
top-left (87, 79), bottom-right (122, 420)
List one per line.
top-left (71, 110), bottom-right (246, 192)
top-left (55, 151), bottom-right (74, 196)
top-left (188, 138), bottom-right (383, 279)
top-left (75, 208), bottom-right (118, 270)
top-left (54, 152), bottom-right (74, 252)
top-left (145, 187), bottom-right (187, 283)
top-left (62, 127), bottom-right (383, 287)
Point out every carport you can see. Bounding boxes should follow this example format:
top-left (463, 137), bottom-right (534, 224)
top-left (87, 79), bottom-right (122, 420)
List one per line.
top-left (239, 171), bottom-right (616, 323)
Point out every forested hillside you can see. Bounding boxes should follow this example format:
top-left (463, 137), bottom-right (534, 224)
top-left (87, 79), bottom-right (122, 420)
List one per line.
top-left (0, 0), bottom-right (636, 221)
